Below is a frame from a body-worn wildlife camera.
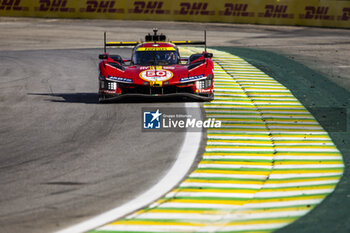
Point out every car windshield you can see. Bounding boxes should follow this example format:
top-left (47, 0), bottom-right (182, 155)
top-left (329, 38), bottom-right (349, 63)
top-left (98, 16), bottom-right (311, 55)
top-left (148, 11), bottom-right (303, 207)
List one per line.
top-left (133, 51), bottom-right (179, 65)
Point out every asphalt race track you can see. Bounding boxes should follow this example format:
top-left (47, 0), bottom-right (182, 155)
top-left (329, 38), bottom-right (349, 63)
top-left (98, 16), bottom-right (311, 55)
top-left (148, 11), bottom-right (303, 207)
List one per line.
top-left (0, 18), bottom-right (350, 233)
top-left (0, 48), bottom-right (194, 233)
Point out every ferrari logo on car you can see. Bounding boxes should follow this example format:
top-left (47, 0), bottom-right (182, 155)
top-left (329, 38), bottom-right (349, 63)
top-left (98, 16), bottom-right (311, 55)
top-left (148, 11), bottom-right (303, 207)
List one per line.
top-left (139, 69), bottom-right (173, 82)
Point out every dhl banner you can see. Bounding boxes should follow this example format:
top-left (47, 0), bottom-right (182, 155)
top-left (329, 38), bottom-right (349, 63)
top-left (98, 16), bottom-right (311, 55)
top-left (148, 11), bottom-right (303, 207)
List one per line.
top-left (0, 0), bottom-right (350, 28)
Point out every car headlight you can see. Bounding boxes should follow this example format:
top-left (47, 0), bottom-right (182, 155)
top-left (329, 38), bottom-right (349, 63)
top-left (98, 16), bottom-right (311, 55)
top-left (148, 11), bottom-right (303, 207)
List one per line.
top-left (196, 74), bottom-right (213, 89)
top-left (101, 81), bottom-right (117, 90)
top-left (107, 82), bottom-right (117, 90)
top-left (196, 80), bottom-right (205, 89)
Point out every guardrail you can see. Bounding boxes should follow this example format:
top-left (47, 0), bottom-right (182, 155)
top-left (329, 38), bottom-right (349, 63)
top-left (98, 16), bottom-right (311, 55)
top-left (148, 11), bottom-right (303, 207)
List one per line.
top-left (1, 0), bottom-right (349, 29)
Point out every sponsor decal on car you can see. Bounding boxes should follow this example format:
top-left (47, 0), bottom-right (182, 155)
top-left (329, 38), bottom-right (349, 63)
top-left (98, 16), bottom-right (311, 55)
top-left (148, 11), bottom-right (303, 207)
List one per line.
top-left (107, 76), bottom-right (133, 83)
top-left (179, 74), bottom-right (206, 83)
top-left (103, 90), bottom-right (116, 94)
top-left (139, 69), bottom-right (173, 82)
top-left (197, 88), bottom-right (211, 93)
top-left (137, 47), bottom-right (176, 51)
top-left (162, 66), bottom-right (175, 70)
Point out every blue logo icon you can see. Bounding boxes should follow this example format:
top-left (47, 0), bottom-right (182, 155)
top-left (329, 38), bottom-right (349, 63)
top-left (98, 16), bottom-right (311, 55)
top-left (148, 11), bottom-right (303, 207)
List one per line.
top-left (143, 109), bottom-right (162, 129)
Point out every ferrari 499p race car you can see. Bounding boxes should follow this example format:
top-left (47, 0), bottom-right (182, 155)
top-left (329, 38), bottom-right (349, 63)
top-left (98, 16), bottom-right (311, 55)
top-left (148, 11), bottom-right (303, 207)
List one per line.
top-left (98, 29), bottom-right (214, 103)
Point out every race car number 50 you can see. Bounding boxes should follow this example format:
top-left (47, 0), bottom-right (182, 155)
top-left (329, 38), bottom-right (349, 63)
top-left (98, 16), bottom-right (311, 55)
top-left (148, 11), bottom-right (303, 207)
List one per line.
top-left (140, 69), bottom-right (173, 82)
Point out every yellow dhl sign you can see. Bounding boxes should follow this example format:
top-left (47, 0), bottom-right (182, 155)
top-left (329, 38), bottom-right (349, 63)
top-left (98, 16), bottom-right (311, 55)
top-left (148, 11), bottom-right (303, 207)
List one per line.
top-left (0, 0), bottom-right (350, 28)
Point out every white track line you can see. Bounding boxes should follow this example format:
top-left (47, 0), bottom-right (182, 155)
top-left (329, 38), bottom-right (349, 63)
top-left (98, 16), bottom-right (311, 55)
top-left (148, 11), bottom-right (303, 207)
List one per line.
top-left (55, 102), bottom-right (202, 233)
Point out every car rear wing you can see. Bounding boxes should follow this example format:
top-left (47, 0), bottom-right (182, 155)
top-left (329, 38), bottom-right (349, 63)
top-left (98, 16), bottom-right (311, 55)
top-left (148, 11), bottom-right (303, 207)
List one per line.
top-left (103, 32), bottom-right (139, 52)
top-left (103, 29), bottom-right (208, 53)
top-left (170, 41), bottom-right (206, 46)
top-left (170, 30), bottom-right (207, 49)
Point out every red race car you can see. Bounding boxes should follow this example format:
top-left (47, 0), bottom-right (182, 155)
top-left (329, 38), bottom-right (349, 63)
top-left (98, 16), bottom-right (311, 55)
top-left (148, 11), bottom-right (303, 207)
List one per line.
top-left (98, 29), bottom-right (214, 103)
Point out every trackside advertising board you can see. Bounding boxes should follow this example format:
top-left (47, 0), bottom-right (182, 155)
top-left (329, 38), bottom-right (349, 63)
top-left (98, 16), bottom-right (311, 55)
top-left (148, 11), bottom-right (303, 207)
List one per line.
top-left (1, 0), bottom-right (350, 28)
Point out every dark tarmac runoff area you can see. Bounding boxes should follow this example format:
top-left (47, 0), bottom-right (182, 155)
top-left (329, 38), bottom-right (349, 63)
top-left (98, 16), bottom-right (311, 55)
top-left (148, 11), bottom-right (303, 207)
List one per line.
top-left (0, 17), bottom-right (350, 233)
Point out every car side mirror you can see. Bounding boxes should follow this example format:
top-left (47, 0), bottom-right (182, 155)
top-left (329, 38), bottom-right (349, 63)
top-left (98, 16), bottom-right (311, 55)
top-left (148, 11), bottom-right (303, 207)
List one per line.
top-left (204, 53), bottom-right (213, 58)
top-left (99, 54), bottom-right (108, 59)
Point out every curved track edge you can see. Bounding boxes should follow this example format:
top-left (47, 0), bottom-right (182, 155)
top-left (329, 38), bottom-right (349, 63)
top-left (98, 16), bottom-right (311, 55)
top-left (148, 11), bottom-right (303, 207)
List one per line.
top-left (218, 47), bottom-right (350, 233)
top-left (55, 103), bottom-right (203, 233)
top-left (86, 47), bottom-right (344, 233)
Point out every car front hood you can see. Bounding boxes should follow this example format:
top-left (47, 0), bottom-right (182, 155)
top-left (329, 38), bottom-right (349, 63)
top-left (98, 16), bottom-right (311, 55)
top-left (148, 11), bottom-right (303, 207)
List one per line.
top-left (105, 63), bottom-right (207, 85)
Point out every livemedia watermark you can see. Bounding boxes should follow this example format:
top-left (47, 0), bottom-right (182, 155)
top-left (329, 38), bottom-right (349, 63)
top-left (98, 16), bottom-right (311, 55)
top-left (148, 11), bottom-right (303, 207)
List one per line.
top-left (142, 107), bottom-right (221, 132)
